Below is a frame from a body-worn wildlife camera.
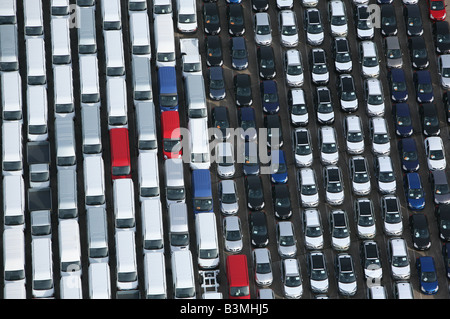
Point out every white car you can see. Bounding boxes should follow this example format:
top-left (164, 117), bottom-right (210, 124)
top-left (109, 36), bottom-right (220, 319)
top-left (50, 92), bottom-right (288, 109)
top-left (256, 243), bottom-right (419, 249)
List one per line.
top-left (338, 74), bottom-right (358, 112)
top-left (297, 168), bottom-right (319, 208)
top-left (218, 180), bottom-right (239, 215)
top-left (335, 254), bottom-right (357, 296)
top-left (349, 156), bottom-right (371, 196)
top-left (387, 238), bottom-right (411, 280)
top-left (381, 195), bottom-right (403, 236)
top-left (216, 142), bottom-right (235, 178)
top-left (364, 79), bottom-right (385, 117)
top-left (304, 8), bottom-right (324, 46)
top-left (278, 10), bottom-right (299, 47)
top-left (277, 0), bottom-right (293, 10)
top-left (319, 126), bottom-right (339, 165)
top-left (374, 156), bottom-right (396, 194)
top-left (302, 0), bottom-right (318, 7)
top-left (369, 117), bottom-right (391, 155)
top-left (284, 49), bottom-right (303, 87)
top-left (307, 251), bottom-right (329, 294)
top-left (360, 41), bottom-right (380, 78)
top-left (324, 166), bottom-right (345, 206)
top-left (315, 86), bottom-right (334, 125)
top-left (333, 37), bottom-right (353, 73)
top-left (330, 210), bottom-right (351, 251)
top-left (425, 136), bottom-right (447, 171)
top-left (311, 48), bottom-right (329, 85)
top-left (293, 128), bottom-right (313, 167)
top-left (354, 198), bottom-right (376, 239)
top-left (302, 209), bottom-right (324, 250)
top-left (355, 4), bottom-right (374, 40)
top-left (281, 258), bottom-right (303, 299)
top-left (344, 115), bottom-right (364, 155)
top-left (276, 221), bottom-right (297, 258)
top-left (288, 88), bottom-right (308, 126)
top-left (329, 0), bottom-right (348, 37)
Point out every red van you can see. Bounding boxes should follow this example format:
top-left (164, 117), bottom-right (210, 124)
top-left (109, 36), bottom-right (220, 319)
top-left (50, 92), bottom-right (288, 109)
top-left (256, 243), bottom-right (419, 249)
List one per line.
top-left (226, 254), bottom-right (250, 299)
top-left (110, 128), bottom-right (131, 180)
top-left (161, 111), bottom-right (182, 159)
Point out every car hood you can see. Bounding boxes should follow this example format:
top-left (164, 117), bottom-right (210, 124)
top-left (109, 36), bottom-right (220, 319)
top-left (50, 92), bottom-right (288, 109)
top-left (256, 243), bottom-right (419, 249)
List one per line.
top-left (357, 28), bottom-right (374, 39)
top-left (373, 142), bottom-right (390, 155)
top-left (335, 60), bottom-right (353, 72)
top-left (402, 159), bottom-right (419, 172)
top-left (256, 272), bottom-right (273, 286)
top-left (332, 236), bottom-right (350, 250)
top-left (226, 239), bottom-right (243, 251)
top-left (392, 265), bottom-right (410, 280)
top-left (338, 281), bottom-right (357, 295)
top-left (305, 235), bottom-right (323, 250)
top-left (301, 193), bottom-right (319, 207)
top-left (347, 140), bottom-right (364, 153)
top-left (232, 56), bottom-right (248, 69)
top-left (310, 278), bottom-right (329, 293)
top-left (364, 266), bottom-right (383, 280)
top-left (420, 280), bottom-right (438, 294)
top-left (221, 202), bottom-right (239, 214)
top-left (278, 244), bottom-right (297, 257)
top-left (284, 284), bottom-right (303, 298)
top-left (408, 197), bottom-right (425, 210)
top-left (291, 112), bottom-right (308, 125)
top-left (255, 34), bottom-right (272, 45)
top-left (275, 205), bottom-right (292, 219)
top-left (321, 152), bottom-right (339, 164)
top-left (384, 221), bottom-right (403, 236)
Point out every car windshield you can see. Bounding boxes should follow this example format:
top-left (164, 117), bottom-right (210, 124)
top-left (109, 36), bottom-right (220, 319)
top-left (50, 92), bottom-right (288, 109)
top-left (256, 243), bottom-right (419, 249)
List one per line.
top-left (232, 49), bottom-right (247, 59)
top-left (358, 19), bottom-right (371, 30)
top-left (339, 270), bottom-right (355, 283)
top-left (347, 132), bottom-right (363, 142)
top-left (154, 5), bottom-right (172, 14)
top-left (431, 1), bottom-right (445, 10)
top-left (379, 171), bottom-right (395, 182)
top-left (222, 192), bottom-right (237, 204)
top-left (287, 65), bottom-right (303, 75)
top-left (275, 197), bottom-right (290, 208)
top-left (408, 17), bottom-right (422, 27)
top-left (179, 14), bottom-right (196, 23)
top-left (342, 90), bottom-right (356, 101)
top-left (230, 285), bottom-right (250, 297)
top-left (430, 150), bottom-right (444, 160)
top-left (226, 229), bottom-right (241, 241)
top-left (392, 256), bottom-right (409, 267)
top-left (397, 115), bottom-right (412, 126)
top-left (210, 79), bottom-right (224, 90)
top-left (163, 139), bottom-right (181, 153)
top-left (306, 225), bottom-right (322, 237)
top-left (358, 214), bottom-right (374, 226)
top-left (272, 163), bottom-right (287, 174)
top-left (241, 119), bottom-right (255, 131)
top-left (435, 183), bottom-right (450, 195)
top-left (354, 172), bottom-right (369, 183)
top-left (205, 14), bottom-right (219, 24)
top-left (417, 83), bottom-right (433, 94)
top-left (237, 86), bottom-right (251, 96)
top-left (261, 58), bottom-right (274, 69)
top-left (382, 16), bottom-right (396, 26)
top-left (279, 235), bottom-right (295, 246)
top-left (387, 48), bottom-right (402, 59)
top-left (413, 48), bottom-right (427, 59)
top-left (403, 151), bottom-right (418, 161)
top-left (167, 187), bottom-right (185, 200)
top-left (322, 142), bottom-right (337, 153)
top-left (413, 226), bottom-right (429, 239)
top-left (332, 226), bottom-right (348, 238)
top-left (256, 25), bottom-right (270, 35)
top-left (408, 188), bottom-right (424, 199)
top-left (194, 199), bottom-right (213, 211)
top-left (424, 116), bottom-right (439, 126)
top-left (318, 103), bottom-right (333, 113)
top-left (160, 95), bottom-right (178, 107)
top-left (392, 81), bottom-right (407, 92)
top-left (256, 262), bottom-right (271, 274)
top-left (230, 14), bottom-right (244, 25)
top-left (311, 268), bottom-right (328, 280)
top-left (373, 133), bottom-right (389, 144)
top-left (263, 93), bottom-right (278, 103)
top-left (313, 64), bottom-right (328, 74)
top-left (336, 52), bottom-right (351, 63)
top-left (248, 187), bottom-right (263, 199)
top-left (302, 184), bottom-right (317, 195)
top-left (307, 23), bottom-right (323, 34)
top-left (207, 46), bottom-right (222, 57)
top-left (385, 211), bottom-right (402, 224)
top-left (282, 26), bottom-right (297, 36)
top-left (363, 56), bottom-right (378, 67)
top-left (327, 181), bottom-right (342, 193)
top-left (437, 32), bottom-right (450, 43)
top-left (368, 94), bottom-right (383, 105)
top-left (441, 219), bottom-right (450, 230)
top-left (252, 224), bottom-right (268, 236)
top-left (285, 274), bottom-right (301, 287)
top-left (184, 62), bottom-right (201, 72)
top-left (296, 144), bottom-right (311, 155)
top-left (364, 257), bottom-right (381, 269)
top-left (331, 16), bottom-right (346, 26)
top-left (442, 67), bottom-right (450, 78)
top-left (421, 271), bottom-right (437, 282)
top-left (292, 104), bottom-right (307, 115)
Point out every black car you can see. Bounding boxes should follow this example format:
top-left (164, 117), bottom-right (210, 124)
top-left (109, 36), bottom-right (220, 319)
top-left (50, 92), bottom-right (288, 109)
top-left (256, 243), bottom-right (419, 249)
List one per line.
top-left (420, 103), bottom-right (440, 136)
top-left (211, 106), bottom-right (230, 140)
top-left (251, 0), bottom-right (269, 11)
top-left (227, 4), bottom-right (245, 36)
top-left (272, 184), bottom-right (292, 219)
top-left (381, 4), bottom-right (397, 36)
top-left (245, 175), bottom-right (265, 211)
top-left (203, 2), bottom-right (221, 35)
top-left (234, 73), bottom-right (252, 106)
top-left (230, 36), bottom-right (248, 70)
top-left (205, 35), bottom-right (223, 67)
top-left (264, 114), bottom-right (283, 148)
top-left (403, 4), bottom-right (423, 36)
top-left (238, 106), bottom-right (257, 141)
top-left (249, 211), bottom-right (269, 247)
top-left (433, 21), bottom-right (450, 54)
top-left (409, 36), bottom-right (429, 69)
top-left (409, 213), bottom-right (431, 250)
top-left (435, 204), bottom-right (450, 241)
top-left (257, 46), bottom-right (276, 79)
top-left (208, 66), bottom-right (226, 100)
top-left (443, 91), bottom-right (450, 123)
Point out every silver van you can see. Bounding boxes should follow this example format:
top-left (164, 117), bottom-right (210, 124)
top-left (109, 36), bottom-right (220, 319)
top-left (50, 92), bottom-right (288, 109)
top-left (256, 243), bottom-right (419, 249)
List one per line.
top-left (3, 175), bottom-right (25, 230)
top-left (138, 151), bottom-right (160, 200)
top-left (168, 202), bottom-right (190, 252)
top-left (171, 250), bottom-right (196, 299)
top-left (55, 117), bottom-right (76, 166)
top-left (144, 252), bottom-right (167, 299)
top-left (24, 0), bottom-right (44, 36)
top-left (195, 212), bottom-right (219, 269)
top-left (0, 24), bottom-right (19, 71)
top-left (31, 237), bottom-right (54, 298)
top-left (2, 121), bottom-right (23, 176)
top-left (81, 105), bottom-right (102, 154)
top-left (77, 6), bottom-right (97, 54)
top-left (51, 0), bottom-right (70, 16)
top-left (141, 198), bottom-right (164, 252)
top-left (27, 85), bottom-right (48, 141)
top-left (135, 101), bottom-right (157, 151)
top-left (115, 230), bottom-right (138, 291)
top-left (164, 158), bottom-right (185, 205)
top-left (87, 207), bottom-right (109, 263)
top-left (132, 56), bottom-right (152, 100)
top-left (1, 71), bottom-right (22, 120)
top-left (0, 0), bottom-right (17, 24)
top-left (101, 0), bottom-right (122, 30)
top-left (106, 76), bottom-right (128, 127)
top-left (51, 16), bottom-right (71, 64)
top-left (57, 167), bottom-right (78, 219)
top-left (26, 37), bottom-right (46, 85)
top-left (88, 263), bottom-right (111, 299)
top-left (53, 64), bottom-right (74, 115)
top-left (129, 11), bottom-right (151, 56)
top-left (83, 154), bottom-right (106, 207)
top-left (185, 74), bottom-right (207, 118)
top-left (113, 178), bottom-right (136, 230)
top-left (79, 54), bottom-right (100, 104)
top-left (104, 30), bottom-right (125, 76)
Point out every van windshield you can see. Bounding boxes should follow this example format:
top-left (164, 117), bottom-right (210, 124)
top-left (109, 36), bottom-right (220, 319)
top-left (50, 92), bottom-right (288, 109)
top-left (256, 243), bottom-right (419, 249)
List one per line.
top-left (61, 261), bottom-right (81, 273)
top-left (3, 111), bottom-right (22, 120)
top-left (157, 52), bottom-right (175, 62)
top-left (33, 279), bottom-right (53, 290)
top-left (118, 271), bottom-right (137, 283)
top-left (3, 161), bottom-right (22, 171)
top-left (184, 62), bottom-right (201, 73)
top-left (160, 94), bottom-right (178, 107)
top-left (171, 232), bottom-right (189, 247)
top-left (109, 116), bottom-right (127, 126)
top-left (29, 125), bottom-right (47, 134)
top-left (167, 187), bottom-right (185, 200)
top-left (112, 166), bottom-right (131, 176)
top-left (229, 285), bottom-right (250, 298)
top-left (90, 247), bottom-right (108, 259)
top-left (194, 198), bottom-right (213, 211)
top-left (116, 218), bottom-right (135, 228)
top-left (175, 287), bottom-right (195, 299)
top-left (31, 172), bottom-right (49, 182)
top-left (86, 195), bottom-right (105, 206)
top-left (5, 270), bottom-right (25, 281)
top-left (164, 139), bottom-right (181, 153)
top-left (141, 187), bottom-right (160, 197)
top-left (154, 5), bottom-right (172, 14)
top-left (144, 239), bottom-right (163, 250)
top-left (179, 14), bottom-right (196, 23)
top-left (200, 248), bottom-right (218, 259)
top-left (188, 108), bottom-right (207, 118)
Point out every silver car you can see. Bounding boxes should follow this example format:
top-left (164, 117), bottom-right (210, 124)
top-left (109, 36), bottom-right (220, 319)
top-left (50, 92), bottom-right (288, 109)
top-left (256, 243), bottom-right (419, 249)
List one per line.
top-left (252, 248), bottom-right (273, 287)
top-left (276, 221), bottom-right (297, 258)
top-left (328, 0), bottom-right (348, 37)
top-left (223, 216), bottom-right (243, 252)
top-left (438, 54), bottom-right (450, 89)
top-left (297, 168), bottom-right (319, 208)
top-left (355, 4), bottom-right (374, 40)
top-left (278, 10), bottom-right (299, 48)
top-left (324, 165), bottom-right (345, 206)
top-left (430, 170), bottom-right (450, 205)
top-left (385, 36), bottom-right (403, 68)
top-left (381, 195), bottom-right (403, 236)
top-left (304, 8), bottom-right (324, 46)
top-left (387, 238), bottom-right (411, 280)
top-left (254, 13), bottom-right (272, 46)
top-left (218, 179), bottom-right (239, 215)
top-left (374, 156), bottom-right (396, 194)
top-left (302, 209), bottom-right (324, 250)
top-left (281, 258), bottom-right (303, 299)
top-left (330, 210), bottom-right (351, 251)
top-left (284, 49), bottom-right (303, 87)
top-left (216, 142), bottom-right (235, 178)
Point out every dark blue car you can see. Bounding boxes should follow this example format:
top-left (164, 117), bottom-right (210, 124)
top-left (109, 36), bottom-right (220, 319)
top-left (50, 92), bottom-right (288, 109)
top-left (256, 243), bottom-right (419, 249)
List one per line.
top-left (389, 68), bottom-right (408, 102)
top-left (398, 138), bottom-right (419, 172)
top-left (230, 36), bottom-right (248, 70)
top-left (393, 103), bottom-right (413, 137)
top-left (208, 66), bottom-right (226, 100)
top-left (405, 172), bottom-right (425, 210)
top-left (414, 70), bottom-right (434, 104)
top-left (260, 80), bottom-right (280, 114)
top-left (442, 242), bottom-right (450, 279)
top-left (270, 149), bottom-right (288, 184)
top-left (416, 256), bottom-right (439, 295)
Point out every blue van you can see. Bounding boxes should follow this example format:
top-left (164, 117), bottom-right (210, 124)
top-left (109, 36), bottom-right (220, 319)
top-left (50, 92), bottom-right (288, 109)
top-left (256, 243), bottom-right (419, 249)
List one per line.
top-left (416, 256), bottom-right (439, 295)
top-left (270, 149), bottom-right (288, 184)
top-left (404, 172), bottom-right (425, 210)
top-left (192, 169), bottom-right (213, 214)
top-left (158, 66), bottom-right (178, 112)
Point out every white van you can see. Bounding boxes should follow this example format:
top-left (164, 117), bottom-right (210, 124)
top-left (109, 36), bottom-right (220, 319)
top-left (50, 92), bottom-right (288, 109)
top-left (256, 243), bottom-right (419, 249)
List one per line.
top-left (154, 14), bottom-right (176, 67)
top-left (132, 56), bottom-right (152, 100)
top-left (26, 37), bottom-right (46, 85)
top-left (60, 274), bottom-right (82, 299)
top-left (171, 250), bottom-right (196, 299)
top-left (24, 0), bottom-right (44, 36)
top-left (81, 105), bottom-right (102, 154)
top-left (79, 54), bottom-right (100, 104)
top-left (176, 0), bottom-right (197, 33)
top-left (51, 16), bottom-right (71, 64)
top-left (0, 24), bottom-right (19, 71)
top-left (57, 167), bottom-right (78, 219)
top-left (141, 198), bottom-right (164, 252)
top-left (55, 117), bottom-right (76, 167)
top-left (135, 101), bottom-right (157, 151)
top-left (27, 85), bottom-right (48, 141)
top-left (4, 282), bottom-right (26, 299)
top-left (0, 0), bottom-right (17, 24)
top-left (77, 6), bottom-right (97, 54)
top-left (101, 0), bottom-right (122, 30)
top-left (51, 0), bottom-right (70, 16)
top-left (104, 30), bottom-right (125, 76)
top-left (31, 237), bottom-right (54, 298)
top-left (89, 263), bottom-right (111, 299)
top-left (3, 175), bottom-right (25, 230)
top-left (83, 154), bottom-right (106, 207)
top-left (115, 230), bottom-right (138, 290)
top-left (185, 74), bottom-right (207, 118)
top-left (129, 11), bottom-right (151, 56)
top-left (138, 151), bottom-right (160, 200)
top-left (2, 121), bottom-right (23, 176)
top-left (188, 117), bottom-right (210, 170)
top-left (87, 207), bottom-right (109, 263)
top-left (1, 71), bottom-right (22, 121)
top-left (164, 158), bottom-right (185, 205)
top-left (106, 76), bottom-right (128, 128)
top-left (53, 64), bottom-right (74, 115)
top-left (113, 178), bottom-right (136, 230)
top-left (195, 212), bottom-right (220, 269)
top-left (3, 228), bottom-right (25, 284)
top-left (144, 252), bottom-right (167, 299)
top-left (58, 219), bottom-right (82, 276)
top-left (168, 202), bottom-right (190, 252)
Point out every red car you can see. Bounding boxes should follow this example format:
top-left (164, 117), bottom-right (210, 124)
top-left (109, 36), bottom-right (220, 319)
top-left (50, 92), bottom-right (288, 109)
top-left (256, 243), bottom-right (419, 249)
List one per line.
top-left (429, 0), bottom-right (447, 21)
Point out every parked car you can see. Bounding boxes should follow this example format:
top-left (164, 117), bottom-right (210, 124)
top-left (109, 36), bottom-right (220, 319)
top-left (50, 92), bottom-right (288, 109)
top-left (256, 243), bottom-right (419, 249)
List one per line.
top-left (315, 86), bottom-right (334, 125)
top-left (270, 149), bottom-right (288, 184)
top-left (354, 198), bottom-right (376, 239)
top-left (310, 48), bottom-right (329, 85)
top-left (257, 46), bottom-right (276, 80)
top-left (360, 240), bottom-right (382, 280)
top-left (319, 126), bottom-right (339, 165)
top-left (252, 248), bottom-right (273, 287)
top-left (293, 128), bottom-right (313, 167)
top-left (234, 73), bottom-right (252, 106)
top-left (284, 49), bottom-right (304, 87)
top-left (369, 117), bottom-right (391, 156)
top-left (288, 88), bottom-right (308, 126)
top-left (203, 2), bottom-right (220, 35)
top-left (272, 184), bottom-right (292, 220)
top-left (430, 170), bottom-right (450, 205)
top-left (424, 136), bottom-right (446, 171)
top-left (304, 8), bottom-right (324, 45)
top-left (392, 103), bottom-right (413, 137)
top-left (414, 71), bottom-right (434, 104)
top-left (398, 138), bottom-right (419, 172)
top-left (278, 10), bottom-right (299, 47)
top-left (281, 258), bottom-right (302, 299)
top-left (335, 253), bottom-right (357, 296)
top-left (227, 3), bottom-right (245, 36)
top-left (388, 238), bottom-right (410, 280)
top-left (208, 66), bottom-right (226, 100)
top-left (337, 74), bottom-right (358, 112)
top-left (332, 37), bottom-right (352, 73)
top-left (254, 12), bottom-right (272, 46)
top-left (438, 54), bottom-right (450, 89)
top-left (436, 204), bottom-right (450, 240)
top-left (420, 103), bottom-right (440, 136)
top-left (245, 175), bottom-right (265, 211)
top-left (249, 211), bottom-right (269, 248)
top-left (364, 79), bottom-right (385, 117)
top-left (374, 156), bottom-right (396, 194)
top-left (276, 221), bottom-right (297, 258)
top-left (329, 210), bottom-right (351, 251)
top-left (344, 115), bottom-right (364, 154)
top-left (355, 4), bottom-right (374, 40)
top-left (205, 35), bottom-right (223, 67)
top-left (384, 36), bottom-right (403, 68)
top-left (388, 68), bottom-right (408, 103)
top-left (297, 168), bottom-right (319, 208)
top-left (380, 4), bottom-right (397, 36)
top-left (404, 4), bottom-right (423, 36)
top-left (416, 256), bottom-right (439, 294)
top-left (218, 179), bottom-right (239, 215)
top-left (409, 36), bottom-right (429, 69)
top-left (223, 216), bottom-right (243, 253)
top-left (260, 80), bottom-right (279, 114)
top-left (433, 21), bottom-right (450, 54)
top-left (381, 195), bottom-right (403, 236)
top-left (230, 36), bottom-right (248, 70)
top-left (428, 0), bottom-right (447, 21)
top-left (307, 251), bottom-right (329, 294)
top-left (349, 156), bottom-right (371, 196)
top-left (404, 173), bottom-right (426, 211)
top-left (302, 209), bottom-right (324, 250)
top-left (237, 107), bottom-right (257, 141)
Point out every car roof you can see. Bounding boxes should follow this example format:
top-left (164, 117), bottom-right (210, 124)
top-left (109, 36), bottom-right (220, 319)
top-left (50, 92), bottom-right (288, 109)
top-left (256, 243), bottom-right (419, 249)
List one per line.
top-left (253, 248), bottom-right (270, 263)
top-left (278, 221), bottom-right (294, 235)
top-left (340, 75), bottom-right (355, 90)
top-left (410, 35), bottom-right (425, 47)
top-left (209, 66), bottom-right (223, 79)
top-left (366, 78), bottom-right (382, 94)
top-left (258, 45), bottom-right (273, 56)
top-left (384, 196), bottom-right (399, 212)
top-left (330, 0), bottom-right (345, 15)
top-left (335, 37), bottom-right (349, 52)
top-left (235, 72), bottom-right (250, 84)
top-left (390, 68), bottom-right (405, 81)
top-left (337, 254), bottom-right (353, 271)
top-left (310, 252), bottom-right (325, 268)
top-left (280, 9), bottom-right (296, 24)
top-left (431, 169), bottom-right (448, 184)
top-left (239, 106), bottom-right (255, 120)
top-left (357, 198), bottom-right (372, 214)
top-left (228, 3), bottom-right (243, 14)
top-left (274, 183), bottom-right (289, 196)
top-left (422, 103), bottom-right (438, 116)
top-left (220, 179), bottom-right (236, 194)
top-left (361, 41), bottom-right (377, 56)
top-left (346, 115), bottom-right (361, 131)
top-left (272, 149), bottom-right (286, 164)
top-left (400, 138), bottom-right (416, 151)
top-left (283, 258), bottom-right (299, 274)
top-left (353, 157), bottom-right (367, 172)
top-left (204, 2), bottom-right (218, 13)
top-left (405, 4), bottom-right (420, 16)
top-left (371, 117), bottom-right (388, 133)
top-left (385, 36), bottom-right (400, 49)
top-left (357, 4), bottom-right (370, 19)
top-left (304, 209), bottom-right (320, 226)
top-left (363, 241), bottom-right (379, 258)
top-left (213, 105), bottom-right (228, 118)
top-left (425, 136), bottom-right (442, 149)
top-left (265, 114), bottom-right (280, 126)
top-left (418, 256), bottom-right (435, 272)
top-left (300, 168), bottom-right (315, 183)
top-left (407, 172), bottom-right (422, 189)
top-left (296, 129), bottom-right (310, 144)
top-left (255, 12), bottom-right (270, 25)
top-left (332, 210), bottom-right (346, 227)
top-left (415, 70), bottom-right (431, 83)
top-left (290, 88), bottom-right (305, 104)
top-left (262, 80), bottom-right (277, 92)
top-left (395, 103), bottom-right (410, 115)
top-left (231, 36), bottom-right (245, 49)
top-left (378, 156), bottom-right (393, 171)
top-left (251, 211), bottom-right (267, 224)
top-left (321, 126), bottom-right (336, 142)
top-left (225, 215), bottom-right (240, 230)
top-left (312, 49), bottom-right (326, 63)
top-left (440, 54), bottom-right (450, 66)
top-left (317, 87), bottom-right (331, 102)
top-left (286, 49), bottom-right (301, 64)
top-left (327, 166), bottom-right (340, 181)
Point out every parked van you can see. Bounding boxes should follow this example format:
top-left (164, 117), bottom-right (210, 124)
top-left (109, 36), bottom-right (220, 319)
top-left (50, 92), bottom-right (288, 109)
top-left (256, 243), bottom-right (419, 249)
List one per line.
top-left (27, 85), bottom-right (48, 141)
top-left (60, 274), bottom-right (82, 299)
top-left (144, 252), bottom-right (167, 299)
top-left (51, 0), bottom-right (70, 16)
top-left (53, 64), bottom-right (74, 115)
top-left (138, 151), bottom-right (160, 200)
top-left (171, 250), bottom-right (196, 299)
top-left (1, 71), bottom-right (22, 120)
top-left (81, 105), bottom-right (102, 154)
top-left (31, 237), bottom-right (54, 298)
top-left (107, 76), bottom-right (128, 127)
top-left (3, 228), bottom-right (25, 283)
top-left (129, 11), bottom-right (151, 56)
top-left (4, 282), bottom-right (25, 299)
top-left (3, 175), bottom-right (25, 230)
top-left (87, 207), bottom-right (109, 263)
top-left (0, 0), bottom-right (16, 24)
top-left (115, 230), bottom-right (138, 290)
top-left (24, 0), bottom-right (44, 36)
top-left (185, 74), bottom-right (207, 118)
top-left (51, 16), bottom-right (71, 64)
top-left (101, 0), bottom-right (121, 30)
top-left (104, 30), bottom-right (125, 76)
top-left (132, 56), bottom-right (152, 100)
top-left (79, 54), bottom-right (100, 103)
top-left (195, 212), bottom-right (220, 269)
top-left (57, 167), bottom-right (78, 219)
top-left (83, 154), bottom-right (106, 207)
top-left (226, 254), bottom-right (250, 299)
top-left (191, 169), bottom-right (213, 213)
top-left (141, 198), bottom-right (164, 252)
top-left (89, 263), bottom-right (111, 299)
top-left (113, 178), bottom-right (136, 230)
top-left (77, 6), bottom-right (97, 54)
top-left (0, 24), bottom-right (19, 71)
top-left (176, 0), bottom-right (197, 33)
top-left (2, 121), bottom-right (23, 176)
top-left (30, 210), bottom-right (51, 239)
top-left (26, 37), bottom-right (46, 85)
top-left (59, 219), bottom-right (82, 276)
top-left (154, 14), bottom-right (176, 67)
top-left (158, 66), bottom-right (178, 111)
top-left (164, 158), bottom-right (186, 205)
top-left (168, 202), bottom-right (190, 252)
top-left (55, 117), bottom-right (76, 166)
top-left (188, 117), bottom-right (210, 170)
top-left (135, 101), bottom-right (157, 151)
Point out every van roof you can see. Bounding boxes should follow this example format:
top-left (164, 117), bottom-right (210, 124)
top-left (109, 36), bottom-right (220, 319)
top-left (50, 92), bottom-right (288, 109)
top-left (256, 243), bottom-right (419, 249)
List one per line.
top-left (158, 66), bottom-right (177, 94)
top-left (87, 207), bottom-right (108, 248)
top-left (3, 228), bottom-right (25, 270)
top-left (144, 252), bottom-right (166, 295)
top-left (142, 198), bottom-right (163, 239)
top-left (1, 71), bottom-right (22, 111)
top-left (83, 155), bottom-right (105, 195)
top-left (89, 263), bottom-right (111, 298)
top-left (226, 254), bottom-right (249, 287)
top-left (164, 158), bottom-right (184, 186)
top-left (161, 110), bottom-right (181, 139)
top-left (58, 219), bottom-right (81, 261)
top-left (196, 212), bottom-right (217, 249)
top-left (169, 202), bottom-right (189, 232)
top-left (109, 128), bottom-right (130, 168)
top-left (113, 178), bottom-right (135, 219)
top-left (192, 169), bottom-right (212, 199)
top-left (3, 175), bottom-right (24, 216)
top-left (32, 237), bottom-right (53, 281)
top-left (172, 250), bottom-right (194, 288)
top-left (116, 230), bottom-right (137, 273)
